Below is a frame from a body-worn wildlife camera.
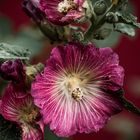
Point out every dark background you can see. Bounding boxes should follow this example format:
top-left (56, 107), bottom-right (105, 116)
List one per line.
top-left (0, 0), bottom-right (140, 140)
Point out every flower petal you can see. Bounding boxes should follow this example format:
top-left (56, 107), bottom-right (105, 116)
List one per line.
top-left (1, 84), bottom-right (34, 122)
top-left (22, 124), bottom-right (43, 140)
top-left (32, 42), bottom-right (124, 137)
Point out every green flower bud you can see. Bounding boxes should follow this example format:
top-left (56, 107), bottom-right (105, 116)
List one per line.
top-left (93, 28), bottom-right (112, 40)
top-left (106, 12), bottom-right (119, 23)
top-left (94, 0), bottom-right (107, 15)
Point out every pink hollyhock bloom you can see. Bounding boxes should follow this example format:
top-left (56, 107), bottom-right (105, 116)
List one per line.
top-left (29, 0), bottom-right (85, 25)
top-left (31, 43), bottom-right (124, 137)
top-left (1, 84), bottom-right (44, 140)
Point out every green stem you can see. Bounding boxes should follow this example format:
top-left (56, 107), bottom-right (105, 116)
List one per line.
top-left (84, 3), bottom-right (116, 42)
top-left (85, 5), bottom-right (115, 41)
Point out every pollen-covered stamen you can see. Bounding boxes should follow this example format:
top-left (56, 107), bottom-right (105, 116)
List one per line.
top-left (64, 75), bottom-right (84, 101)
top-left (72, 88), bottom-right (83, 101)
top-left (58, 0), bottom-right (77, 14)
top-left (20, 106), bottom-right (39, 124)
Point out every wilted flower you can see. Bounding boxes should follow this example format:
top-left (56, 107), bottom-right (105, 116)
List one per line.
top-left (1, 84), bottom-right (44, 140)
top-left (0, 59), bottom-right (25, 83)
top-left (23, 0), bottom-right (85, 25)
top-left (32, 43), bottom-right (124, 137)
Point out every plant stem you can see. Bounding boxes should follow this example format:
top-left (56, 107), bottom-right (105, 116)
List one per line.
top-left (84, 3), bottom-right (117, 42)
top-left (84, 0), bottom-right (128, 42)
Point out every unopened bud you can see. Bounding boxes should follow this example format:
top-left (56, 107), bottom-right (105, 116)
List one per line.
top-left (93, 28), bottom-right (112, 40)
top-left (106, 12), bottom-right (119, 23)
top-left (0, 59), bottom-right (25, 82)
top-left (94, 0), bottom-right (107, 15)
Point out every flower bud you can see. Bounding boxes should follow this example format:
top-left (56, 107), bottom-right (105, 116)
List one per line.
top-left (94, 0), bottom-right (107, 15)
top-left (26, 63), bottom-right (44, 81)
top-left (106, 12), bottom-right (119, 23)
top-left (93, 28), bottom-right (112, 40)
top-left (22, 0), bottom-right (45, 24)
top-left (0, 59), bottom-right (25, 82)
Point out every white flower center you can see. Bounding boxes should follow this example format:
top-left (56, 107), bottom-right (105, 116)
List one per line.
top-left (64, 75), bottom-right (84, 101)
top-left (57, 0), bottom-right (77, 14)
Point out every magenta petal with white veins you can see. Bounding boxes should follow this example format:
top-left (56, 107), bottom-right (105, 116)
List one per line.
top-left (21, 124), bottom-right (43, 140)
top-left (32, 42), bottom-right (124, 137)
top-left (1, 84), bottom-right (44, 140)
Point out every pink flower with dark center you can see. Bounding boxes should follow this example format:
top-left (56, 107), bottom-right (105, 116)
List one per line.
top-left (31, 43), bottom-right (124, 137)
top-left (1, 84), bottom-right (44, 140)
top-left (29, 0), bottom-right (85, 25)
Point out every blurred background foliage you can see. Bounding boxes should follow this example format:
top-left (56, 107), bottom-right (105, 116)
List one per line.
top-left (0, 0), bottom-right (140, 140)
top-left (0, 17), bottom-right (44, 57)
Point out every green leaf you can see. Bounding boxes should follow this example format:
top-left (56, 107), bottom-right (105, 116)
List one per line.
top-left (0, 115), bottom-right (21, 140)
top-left (0, 43), bottom-right (31, 61)
top-left (121, 98), bottom-right (140, 116)
top-left (116, 12), bottom-right (140, 28)
top-left (114, 23), bottom-right (135, 36)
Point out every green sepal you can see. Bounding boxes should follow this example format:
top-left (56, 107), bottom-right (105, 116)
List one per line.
top-left (114, 23), bottom-right (135, 36)
top-left (93, 28), bottom-right (112, 40)
top-left (116, 12), bottom-right (140, 28)
top-left (121, 98), bottom-right (140, 116)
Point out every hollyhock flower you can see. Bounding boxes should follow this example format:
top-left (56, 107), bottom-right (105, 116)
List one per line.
top-left (0, 59), bottom-right (25, 83)
top-left (1, 84), bottom-right (44, 140)
top-left (31, 43), bottom-right (124, 137)
top-left (40, 0), bottom-right (85, 25)
top-left (24, 0), bottom-right (85, 25)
